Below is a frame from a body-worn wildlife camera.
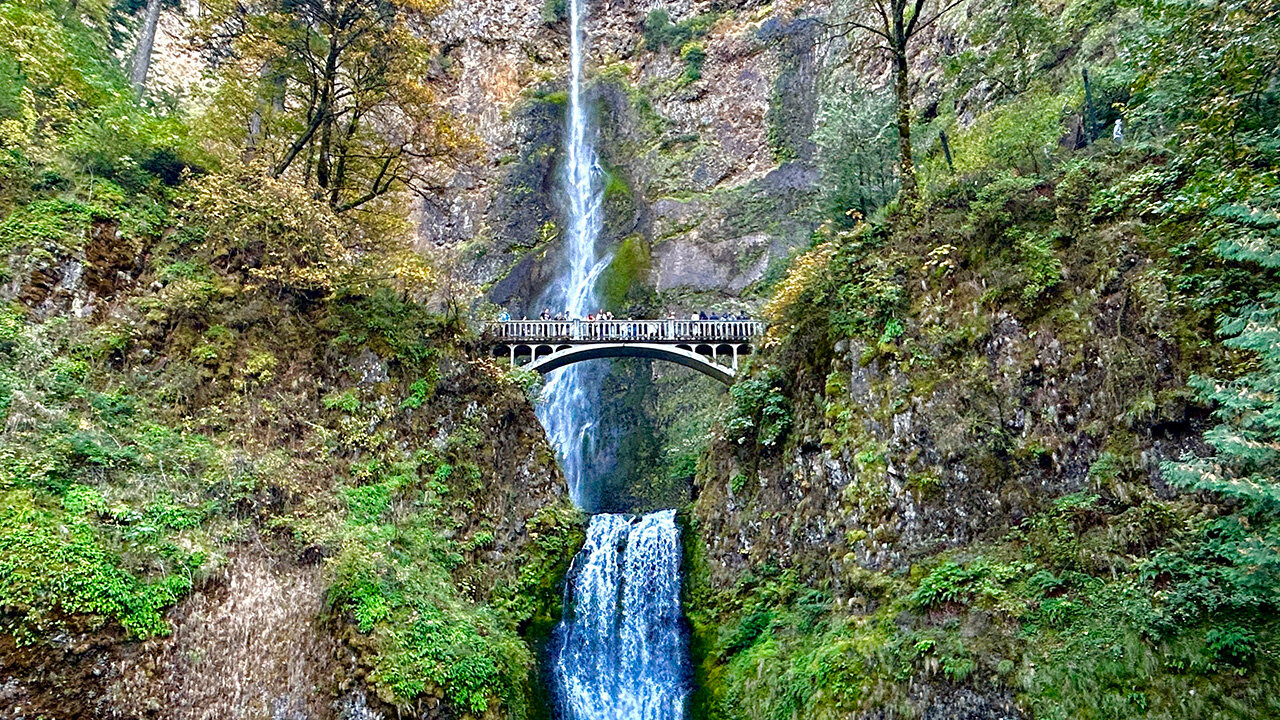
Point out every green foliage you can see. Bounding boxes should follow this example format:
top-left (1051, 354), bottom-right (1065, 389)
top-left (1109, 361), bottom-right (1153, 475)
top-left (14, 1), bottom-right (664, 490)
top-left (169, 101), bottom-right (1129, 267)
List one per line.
top-left (327, 453), bottom-right (562, 717)
top-left (1164, 299), bottom-right (1280, 507)
top-left (689, 497), bottom-right (1280, 720)
top-left (330, 288), bottom-right (444, 366)
top-left (825, 240), bottom-right (906, 342)
top-left (0, 498), bottom-right (194, 639)
top-left (681, 43), bottom-right (707, 82)
top-left (1009, 227), bottom-right (1062, 306)
top-left (943, 0), bottom-right (1055, 99)
top-left (0, 314), bottom-right (224, 642)
top-left (813, 84), bottom-right (899, 218)
top-left (540, 0), bottom-right (566, 23)
top-left (642, 9), bottom-right (694, 50)
top-left (966, 171), bottom-right (1043, 233)
top-left (910, 561), bottom-right (990, 609)
top-left (642, 7), bottom-right (715, 85)
top-left (697, 0), bottom-right (1280, 717)
top-left (0, 0), bottom-right (195, 191)
top-left (1128, 0), bottom-right (1279, 152)
top-left (503, 367), bottom-right (543, 401)
top-left (193, 0), bottom-right (463, 214)
top-left (933, 89), bottom-right (1068, 182)
top-left (763, 223), bottom-right (907, 355)
top-left (0, 3), bottom-right (576, 716)
top-left (399, 377), bottom-right (435, 410)
top-left (323, 389), bottom-right (361, 413)
top-left (726, 376), bottom-right (792, 449)
top-left (0, 198), bottom-right (100, 252)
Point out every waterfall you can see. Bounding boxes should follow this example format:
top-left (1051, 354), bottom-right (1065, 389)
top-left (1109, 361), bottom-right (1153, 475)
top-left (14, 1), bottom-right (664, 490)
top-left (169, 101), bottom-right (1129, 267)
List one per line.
top-left (552, 511), bottom-right (689, 720)
top-left (539, 4), bottom-right (690, 719)
top-left (536, 0), bottom-right (611, 511)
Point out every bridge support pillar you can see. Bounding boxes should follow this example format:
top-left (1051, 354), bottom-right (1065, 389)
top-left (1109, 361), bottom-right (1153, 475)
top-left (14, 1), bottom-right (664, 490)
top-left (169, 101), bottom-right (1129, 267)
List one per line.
top-left (509, 345), bottom-right (515, 369)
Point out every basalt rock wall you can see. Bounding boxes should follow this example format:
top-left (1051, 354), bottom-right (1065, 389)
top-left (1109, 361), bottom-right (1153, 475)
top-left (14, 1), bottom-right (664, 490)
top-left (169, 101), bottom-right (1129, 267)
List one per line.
top-left (426, 0), bottom-right (834, 315)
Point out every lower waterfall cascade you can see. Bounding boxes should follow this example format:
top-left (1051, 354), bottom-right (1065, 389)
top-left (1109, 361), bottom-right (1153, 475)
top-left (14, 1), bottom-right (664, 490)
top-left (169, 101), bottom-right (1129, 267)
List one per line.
top-left (551, 511), bottom-right (689, 720)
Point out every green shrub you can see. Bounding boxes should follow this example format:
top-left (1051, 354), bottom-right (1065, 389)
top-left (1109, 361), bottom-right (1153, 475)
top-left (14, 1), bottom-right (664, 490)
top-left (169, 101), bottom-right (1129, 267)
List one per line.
top-left (643, 9), bottom-right (692, 50)
top-left (910, 561), bottom-right (991, 609)
top-left (681, 43), bottom-right (707, 81)
top-left (1009, 227), bottom-right (1062, 306)
top-left (0, 499), bottom-right (192, 638)
top-left (323, 389), bottom-right (361, 413)
top-left (946, 89), bottom-right (1069, 176)
top-left (726, 377), bottom-right (792, 448)
top-left (540, 0), bottom-right (566, 22)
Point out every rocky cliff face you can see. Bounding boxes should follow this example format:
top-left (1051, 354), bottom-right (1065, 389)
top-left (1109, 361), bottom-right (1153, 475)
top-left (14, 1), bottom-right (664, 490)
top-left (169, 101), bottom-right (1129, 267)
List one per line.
top-left (0, 200), bottom-right (580, 719)
top-left (0, 348), bottom-right (576, 720)
top-left (426, 0), bottom-right (833, 313)
top-left (691, 310), bottom-right (1201, 593)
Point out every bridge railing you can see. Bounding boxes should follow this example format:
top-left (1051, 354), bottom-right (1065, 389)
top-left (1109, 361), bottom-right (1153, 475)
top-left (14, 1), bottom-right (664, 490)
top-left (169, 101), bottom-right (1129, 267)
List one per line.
top-left (484, 319), bottom-right (766, 344)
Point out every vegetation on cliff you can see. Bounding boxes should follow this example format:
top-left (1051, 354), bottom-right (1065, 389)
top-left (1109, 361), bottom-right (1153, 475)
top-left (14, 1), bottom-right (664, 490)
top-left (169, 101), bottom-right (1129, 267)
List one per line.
top-left (3, 0), bottom-right (1279, 717)
top-left (687, 0), bottom-right (1280, 718)
top-left (0, 0), bottom-right (580, 715)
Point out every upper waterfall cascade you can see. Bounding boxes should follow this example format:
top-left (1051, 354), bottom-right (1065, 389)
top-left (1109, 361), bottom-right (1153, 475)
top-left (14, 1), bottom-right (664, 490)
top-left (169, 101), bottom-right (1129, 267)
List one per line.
top-left (535, 0), bottom-right (611, 510)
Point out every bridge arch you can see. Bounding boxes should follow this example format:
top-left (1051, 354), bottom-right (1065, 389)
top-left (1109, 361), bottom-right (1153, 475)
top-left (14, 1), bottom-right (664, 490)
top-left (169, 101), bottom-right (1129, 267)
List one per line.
top-left (525, 343), bottom-right (736, 384)
top-left (485, 319), bottom-right (766, 386)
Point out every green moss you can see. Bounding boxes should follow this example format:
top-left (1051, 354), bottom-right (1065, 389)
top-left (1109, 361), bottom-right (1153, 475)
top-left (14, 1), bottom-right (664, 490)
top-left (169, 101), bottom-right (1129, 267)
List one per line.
top-left (0, 198), bottom-right (101, 252)
top-left (686, 504), bottom-right (1280, 720)
top-left (330, 454), bottom-right (546, 716)
top-left (597, 235), bottom-right (651, 311)
top-left (603, 168), bottom-right (633, 203)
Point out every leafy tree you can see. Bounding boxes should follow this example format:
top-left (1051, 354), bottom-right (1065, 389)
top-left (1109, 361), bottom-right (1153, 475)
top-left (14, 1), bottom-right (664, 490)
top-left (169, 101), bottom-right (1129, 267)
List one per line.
top-left (945, 0), bottom-right (1055, 99)
top-left (182, 171), bottom-right (436, 302)
top-left (1128, 0), bottom-right (1279, 155)
top-left (813, 81), bottom-right (899, 218)
top-left (195, 0), bottom-right (470, 213)
top-left (828, 0), bottom-right (964, 199)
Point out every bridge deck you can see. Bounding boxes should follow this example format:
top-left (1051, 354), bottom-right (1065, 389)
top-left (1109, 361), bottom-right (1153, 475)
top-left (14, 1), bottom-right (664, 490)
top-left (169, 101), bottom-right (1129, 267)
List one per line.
top-left (484, 319), bottom-right (765, 344)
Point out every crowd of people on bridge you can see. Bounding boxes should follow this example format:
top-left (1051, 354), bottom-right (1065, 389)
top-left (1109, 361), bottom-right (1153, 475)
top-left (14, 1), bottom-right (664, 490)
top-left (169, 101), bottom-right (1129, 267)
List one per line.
top-left (496, 308), bottom-right (754, 322)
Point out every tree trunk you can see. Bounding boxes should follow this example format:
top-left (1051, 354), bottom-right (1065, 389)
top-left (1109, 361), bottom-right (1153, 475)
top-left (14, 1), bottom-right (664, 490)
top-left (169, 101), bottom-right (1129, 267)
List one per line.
top-left (1082, 67), bottom-right (1096, 144)
top-left (130, 0), bottom-right (163, 95)
top-left (940, 128), bottom-right (955, 173)
top-left (893, 51), bottom-right (917, 198)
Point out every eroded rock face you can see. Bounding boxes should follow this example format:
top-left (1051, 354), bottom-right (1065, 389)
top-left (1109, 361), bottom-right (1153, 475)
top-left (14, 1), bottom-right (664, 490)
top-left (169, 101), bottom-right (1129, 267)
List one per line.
top-left (691, 279), bottom-right (1204, 595)
top-left (653, 232), bottom-right (771, 293)
top-left (0, 552), bottom-right (353, 720)
top-left (426, 0), bottom-right (829, 308)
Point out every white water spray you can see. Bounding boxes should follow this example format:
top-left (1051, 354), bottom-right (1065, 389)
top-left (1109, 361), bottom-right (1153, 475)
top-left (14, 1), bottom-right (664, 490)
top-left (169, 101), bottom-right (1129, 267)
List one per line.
top-left (536, 0), bottom-right (612, 510)
top-left (552, 511), bottom-right (690, 720)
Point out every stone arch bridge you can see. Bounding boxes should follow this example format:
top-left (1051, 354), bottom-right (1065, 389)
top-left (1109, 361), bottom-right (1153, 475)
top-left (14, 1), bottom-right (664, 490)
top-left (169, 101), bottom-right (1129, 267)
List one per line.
top-left (483, 319), bottom-right (766, 384)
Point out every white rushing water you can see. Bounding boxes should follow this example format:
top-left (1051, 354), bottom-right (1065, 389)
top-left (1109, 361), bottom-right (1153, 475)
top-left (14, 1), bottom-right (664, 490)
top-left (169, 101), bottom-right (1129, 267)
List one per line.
top-left (540, 5), bottom-right (689, 719)
top-left (536, 0), bottom-right (612, 510)
top-left (553, 511), bottom-right (689, 720)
